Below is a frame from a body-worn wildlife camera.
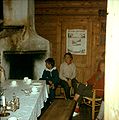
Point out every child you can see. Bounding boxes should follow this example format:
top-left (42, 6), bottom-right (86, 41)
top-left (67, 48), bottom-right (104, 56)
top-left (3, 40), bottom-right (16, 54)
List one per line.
top-left (40, 58), bottom-right (59, 103)
top-left (59, 52), bottom-right (78, 100)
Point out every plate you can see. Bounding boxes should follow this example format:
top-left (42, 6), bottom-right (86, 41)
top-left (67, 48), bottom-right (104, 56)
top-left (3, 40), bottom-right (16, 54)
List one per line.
top-left (32, 83), bottom-right (42, 86)
top-left (31, 91), bottom-right (39, 94)
top-left (10, 84), bottom-right (18, 87)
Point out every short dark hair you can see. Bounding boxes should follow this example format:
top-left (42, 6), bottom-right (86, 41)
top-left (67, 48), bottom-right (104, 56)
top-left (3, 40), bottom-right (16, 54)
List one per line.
top-left (64, 52), bottom-right (73, 59)
top-left (45, 58), bottom-right (55, 67)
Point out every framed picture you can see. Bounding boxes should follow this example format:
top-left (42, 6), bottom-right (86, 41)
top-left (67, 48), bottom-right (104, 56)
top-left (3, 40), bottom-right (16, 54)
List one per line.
top-left (66, 29), bottom-right (87, 55)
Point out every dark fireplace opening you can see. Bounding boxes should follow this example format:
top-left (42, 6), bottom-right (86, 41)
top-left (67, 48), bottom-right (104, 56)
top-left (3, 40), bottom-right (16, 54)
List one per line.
top-left (3, 51), bottom-right (46, 80)
top-left (9, 54), bottom-right (34, 79)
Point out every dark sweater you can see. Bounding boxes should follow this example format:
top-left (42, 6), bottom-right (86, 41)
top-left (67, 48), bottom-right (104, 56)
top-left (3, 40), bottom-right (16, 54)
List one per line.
top-left (40, 67), bottom-right (59, 87)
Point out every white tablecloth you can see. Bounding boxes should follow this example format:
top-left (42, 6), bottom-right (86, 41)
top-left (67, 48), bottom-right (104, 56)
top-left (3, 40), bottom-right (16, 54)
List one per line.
top-left (1, 80), bottom-right (48, 120)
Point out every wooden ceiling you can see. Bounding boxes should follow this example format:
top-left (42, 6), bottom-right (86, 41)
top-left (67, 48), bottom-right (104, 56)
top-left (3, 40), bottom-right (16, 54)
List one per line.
top-left (35, 0), bottom-right (107, 16)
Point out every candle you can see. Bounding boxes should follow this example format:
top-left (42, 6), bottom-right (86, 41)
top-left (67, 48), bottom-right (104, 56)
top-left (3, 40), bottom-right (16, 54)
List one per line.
top-left (2, 96), bottom-right (6, 107)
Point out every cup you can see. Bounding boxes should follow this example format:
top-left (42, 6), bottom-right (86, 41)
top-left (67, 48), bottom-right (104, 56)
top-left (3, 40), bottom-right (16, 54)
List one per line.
top-left (23, 77), bottom-right (29, 82)
top-left (11, 81), bottom-right (17, 86)
top-left (26, 79), bottom-right (32, 85)
top-left (8, 117), bottom-right (18, 120)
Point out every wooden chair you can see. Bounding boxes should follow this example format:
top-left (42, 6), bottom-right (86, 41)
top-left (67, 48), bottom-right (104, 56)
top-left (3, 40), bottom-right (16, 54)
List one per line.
top-left (83, 89), bottom-right (103, 120)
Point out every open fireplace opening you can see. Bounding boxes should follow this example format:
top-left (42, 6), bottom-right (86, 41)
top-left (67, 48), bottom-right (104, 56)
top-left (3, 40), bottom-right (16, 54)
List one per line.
top-left (8, 54), bottom-right (33, 79)
top-left (3, 51), bottom-right (46, 80)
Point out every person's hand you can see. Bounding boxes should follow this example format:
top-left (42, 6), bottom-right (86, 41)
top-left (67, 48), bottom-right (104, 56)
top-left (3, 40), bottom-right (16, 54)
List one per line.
top-left (66, 77), bottom-right (69, 81)
top-left (49, 83), bottom-right (55, 89)
top-left (49, 81), bottom-right (52, 85)
top-left (51, 84), bottom-right (55, 89)
top-left (84, 81), bottom-right (88, 86)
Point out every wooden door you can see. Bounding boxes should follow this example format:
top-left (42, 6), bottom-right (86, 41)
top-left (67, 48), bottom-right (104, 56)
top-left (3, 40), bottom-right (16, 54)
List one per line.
top-left (61, 17), bottom-right (93, 82)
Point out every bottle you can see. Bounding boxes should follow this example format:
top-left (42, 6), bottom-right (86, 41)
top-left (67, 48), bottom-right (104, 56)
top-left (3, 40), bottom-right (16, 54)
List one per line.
top-left (13, 93), bottom-right (20, 109)
top-left (11, 100), bottom-right (16, 112)
top-left (15, 97), bottom-right (20, 109)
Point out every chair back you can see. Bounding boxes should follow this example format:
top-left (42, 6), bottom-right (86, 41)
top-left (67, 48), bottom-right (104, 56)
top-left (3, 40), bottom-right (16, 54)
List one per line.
top-left (83, 89), bottom-right (103, 120)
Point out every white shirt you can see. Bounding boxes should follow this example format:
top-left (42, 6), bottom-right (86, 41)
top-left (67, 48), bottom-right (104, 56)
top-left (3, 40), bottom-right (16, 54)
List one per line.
top-left (59, 62), bottom-right (76, 81)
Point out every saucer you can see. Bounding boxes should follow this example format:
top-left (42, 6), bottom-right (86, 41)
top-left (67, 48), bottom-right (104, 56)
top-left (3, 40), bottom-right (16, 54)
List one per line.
top-left (31, 91), bottom-right (39, 94)
top-left (11, 81), bottom-right (18, 87)
top-left (10, 84), bottom-right (18, 87)
top-left (32, 83), bottom-right (42, 86)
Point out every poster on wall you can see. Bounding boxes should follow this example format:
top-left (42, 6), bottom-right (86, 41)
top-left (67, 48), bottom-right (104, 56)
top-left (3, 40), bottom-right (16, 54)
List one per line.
top-left (66, 29), bottom-right (87, 55)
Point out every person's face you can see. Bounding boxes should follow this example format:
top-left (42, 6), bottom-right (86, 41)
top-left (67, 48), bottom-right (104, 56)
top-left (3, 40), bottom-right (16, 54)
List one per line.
top-left (46, 63), bottom-right (52, 69)
top-left (100, 63), bottom-right (105, 73)
top-left (64, 55), bottom-right (72, 64)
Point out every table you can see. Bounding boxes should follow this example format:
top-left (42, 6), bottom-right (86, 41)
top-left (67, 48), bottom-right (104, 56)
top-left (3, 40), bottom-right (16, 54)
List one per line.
top-left (0, 80), bottom-right (48, 120)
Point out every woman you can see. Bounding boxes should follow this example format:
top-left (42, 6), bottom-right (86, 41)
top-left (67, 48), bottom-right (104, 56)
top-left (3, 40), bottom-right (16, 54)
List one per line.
top-left (73, 60), bottom-right (105, 116)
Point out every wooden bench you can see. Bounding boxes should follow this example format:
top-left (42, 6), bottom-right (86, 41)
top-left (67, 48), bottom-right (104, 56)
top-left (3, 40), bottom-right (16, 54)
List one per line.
top-left (55, 85), bottom-right (66, 99)
top-left (55, 85), bottom-right (75, 99)
top-left (39, 99), bottom-right (76, 120)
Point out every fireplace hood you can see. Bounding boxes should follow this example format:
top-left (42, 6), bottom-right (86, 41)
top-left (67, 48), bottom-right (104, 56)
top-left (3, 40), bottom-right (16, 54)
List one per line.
top-left (0, 0), bottom-right (50, 52)
top-left (0, 0), bottom-right (50, 80)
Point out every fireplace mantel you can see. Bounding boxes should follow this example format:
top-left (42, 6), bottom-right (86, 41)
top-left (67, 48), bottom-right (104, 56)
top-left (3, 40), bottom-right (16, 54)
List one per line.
top-left (3, 50), bottom-right (47, 55)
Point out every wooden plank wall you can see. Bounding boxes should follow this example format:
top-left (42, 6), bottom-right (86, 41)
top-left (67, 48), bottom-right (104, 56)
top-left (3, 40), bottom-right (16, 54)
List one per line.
top-left (35, 0), bottom-right (107, 82)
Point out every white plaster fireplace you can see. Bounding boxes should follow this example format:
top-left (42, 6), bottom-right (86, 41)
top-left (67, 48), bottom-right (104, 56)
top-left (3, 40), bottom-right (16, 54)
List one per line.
top-left (0, 0), bottom-right (50, 80)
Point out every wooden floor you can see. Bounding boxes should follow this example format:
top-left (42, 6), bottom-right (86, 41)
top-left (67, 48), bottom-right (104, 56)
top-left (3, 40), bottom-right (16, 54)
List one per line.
top-left (71, 104), bottom-right (92, 120)
top-left (39, 99), bottom-right (76, 120)
top-left (38, 98), bottom-right (95, 120)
